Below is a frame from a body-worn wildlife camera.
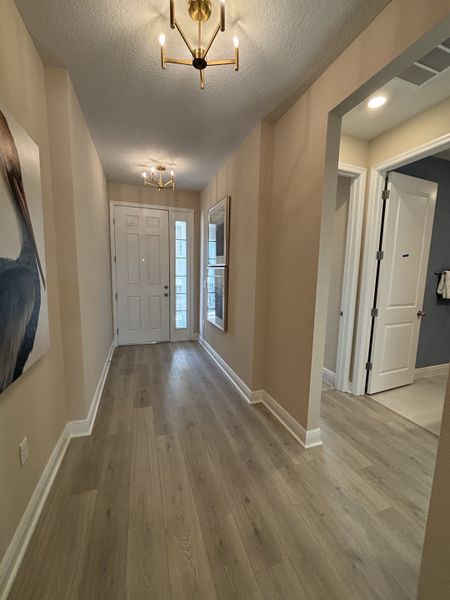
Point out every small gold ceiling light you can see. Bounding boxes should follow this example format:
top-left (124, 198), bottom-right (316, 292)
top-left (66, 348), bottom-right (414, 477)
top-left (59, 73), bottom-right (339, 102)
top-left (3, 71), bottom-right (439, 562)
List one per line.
top-left (159, 0), bottom-right (240, 89)
top-left (142, 165), bottom-right (175, 191)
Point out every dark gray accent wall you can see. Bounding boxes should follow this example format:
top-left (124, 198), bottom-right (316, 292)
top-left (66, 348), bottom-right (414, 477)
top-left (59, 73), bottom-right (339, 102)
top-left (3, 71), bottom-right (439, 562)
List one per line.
top-left (395, 157), bottom-right (450, 368)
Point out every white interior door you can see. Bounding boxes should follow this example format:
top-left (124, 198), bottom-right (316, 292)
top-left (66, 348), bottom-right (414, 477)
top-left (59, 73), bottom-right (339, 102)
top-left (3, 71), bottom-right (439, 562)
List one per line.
top-left (114, 205), bottom-right (170, 345)
top-left (367, 172), bottom-right (437, 394)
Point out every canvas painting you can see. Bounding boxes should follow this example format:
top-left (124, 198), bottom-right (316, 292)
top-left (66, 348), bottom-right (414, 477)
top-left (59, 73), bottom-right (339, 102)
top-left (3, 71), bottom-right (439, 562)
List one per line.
top-left (208, 196), bottom-right (229, 266)
top-left (207, 266), bottom-right (228, 331)
top-left (0, 106), bottom-right (49, 394)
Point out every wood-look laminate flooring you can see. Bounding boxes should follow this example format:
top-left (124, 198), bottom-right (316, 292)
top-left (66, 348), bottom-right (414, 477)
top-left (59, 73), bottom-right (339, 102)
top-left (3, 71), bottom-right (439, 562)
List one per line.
top-left (9, 342), bottom-right (439, 600)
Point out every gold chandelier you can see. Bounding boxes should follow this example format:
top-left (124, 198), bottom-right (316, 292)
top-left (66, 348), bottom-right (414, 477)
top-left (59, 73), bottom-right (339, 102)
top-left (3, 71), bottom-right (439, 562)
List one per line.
top-left (159, 0), bottom-right (240, 89)
top-left (142, 165), bottom-right (175, 191)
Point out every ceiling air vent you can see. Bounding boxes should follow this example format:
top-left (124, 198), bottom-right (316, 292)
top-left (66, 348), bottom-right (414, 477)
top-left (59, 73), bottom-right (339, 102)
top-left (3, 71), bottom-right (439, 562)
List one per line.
top-left (398, 64), bottom-right (435, 86)
top-left (397, 41), bottom-right (450, 86)
top-left (419, 47), bottom-right (450, 72)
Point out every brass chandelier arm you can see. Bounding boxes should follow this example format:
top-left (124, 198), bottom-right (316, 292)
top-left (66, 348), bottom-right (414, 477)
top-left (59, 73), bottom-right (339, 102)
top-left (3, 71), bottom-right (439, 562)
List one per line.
top-left (208, 47), bottom-right (240, 71)
top-left (143, 177), bottom-right (175, 191)
top-left (165, 58), bottom-right (193, 66)
top-left (200, 69), bottom-right (205, 89)
top-left (174, 20), bottom-right (196, 58)
top-left (207, 59), bottom-right (236, 65)
top-left (151, 174), bottom-right (162, 187)
top-left (203, 23), bottom-right (221, 59)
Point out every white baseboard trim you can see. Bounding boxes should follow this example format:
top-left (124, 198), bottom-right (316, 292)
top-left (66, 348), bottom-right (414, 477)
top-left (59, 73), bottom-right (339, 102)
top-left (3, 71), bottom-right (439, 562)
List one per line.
top-left (415, 363), bottom-right (449, 379)
top-left (0, 423), bottom-right (71, 600)
top-left (0, 340), bottom-right (116, 600)
top-left (262, 391), bottom-right (322, 449)
top-left (68, 341), bottom-right (115, 438)
top-left (198, 336), bottom-right (261, 405)
top-left (322, 367), bottom-right (336, 388)
top-left (197, 338), bottom-right (321, 449)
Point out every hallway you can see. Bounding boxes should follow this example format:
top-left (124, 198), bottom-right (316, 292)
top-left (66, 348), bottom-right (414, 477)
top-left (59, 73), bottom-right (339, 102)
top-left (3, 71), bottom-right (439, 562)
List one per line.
top-left (9, 342), bottom-right (438, 600)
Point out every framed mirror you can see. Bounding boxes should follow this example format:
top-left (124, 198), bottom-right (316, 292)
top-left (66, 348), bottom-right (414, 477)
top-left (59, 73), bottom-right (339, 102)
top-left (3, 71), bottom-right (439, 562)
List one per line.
top-left (208, 196), bottom-right (229, 266)
top-left (207, 266), bottom-right (228, 331)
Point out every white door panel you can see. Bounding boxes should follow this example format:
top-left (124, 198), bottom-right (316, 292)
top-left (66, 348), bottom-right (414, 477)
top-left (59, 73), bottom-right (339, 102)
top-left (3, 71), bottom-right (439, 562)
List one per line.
top-left (115, 205), bottom-right (170, 345)
top-left (367, 172), bottom-right (437, 394)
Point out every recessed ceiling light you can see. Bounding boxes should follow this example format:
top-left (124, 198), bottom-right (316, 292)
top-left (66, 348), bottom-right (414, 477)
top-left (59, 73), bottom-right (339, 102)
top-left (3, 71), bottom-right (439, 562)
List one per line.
top-left (368, 95), bottom-right (387, 109)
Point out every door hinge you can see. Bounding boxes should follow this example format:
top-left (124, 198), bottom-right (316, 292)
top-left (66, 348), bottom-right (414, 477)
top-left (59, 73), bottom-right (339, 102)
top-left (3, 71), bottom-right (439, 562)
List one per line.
top-left (371, 307), bottom-right (379, 318)
top-left (115, 292), bottom-right (118, 300)
top-left (366, 361), bottom-right (373, 371)
top-left (116, 328), bottom-right (119, 335)
top-left (382, 189), bottom-right (390, 200)
top-left (376, 250), bottom-right (384, 261)
top-left (113, 217), bottom-right (116, 225)
top-left (114, 255), bottom-right (117, 263)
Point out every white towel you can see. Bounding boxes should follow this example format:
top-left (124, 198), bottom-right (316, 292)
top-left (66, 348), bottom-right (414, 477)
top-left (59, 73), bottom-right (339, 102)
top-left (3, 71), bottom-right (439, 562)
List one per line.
top-left (437, 271), bottom-right (450, 299)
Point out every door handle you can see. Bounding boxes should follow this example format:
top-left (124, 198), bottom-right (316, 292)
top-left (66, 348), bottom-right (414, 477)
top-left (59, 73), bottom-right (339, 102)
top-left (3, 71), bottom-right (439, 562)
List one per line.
top-left (417, 310), bottom-right (427, 318)
top-left (164, 292), bottom-right (169, 297)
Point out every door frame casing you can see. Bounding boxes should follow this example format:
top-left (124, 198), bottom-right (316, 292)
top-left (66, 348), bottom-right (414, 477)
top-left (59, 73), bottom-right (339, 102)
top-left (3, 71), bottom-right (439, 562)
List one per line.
top-left (333, 162), bottom-right (367, 393)
top-left (110, 201), bottom-right (195, 345)
top-left (351, 133), bottom-right (450, 396)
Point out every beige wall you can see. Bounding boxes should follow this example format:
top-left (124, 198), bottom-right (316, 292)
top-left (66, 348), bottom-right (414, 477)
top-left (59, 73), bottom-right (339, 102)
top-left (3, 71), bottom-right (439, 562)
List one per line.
top-left (45, 69), bottom-right (86, 422)
top-left (68, 78), bottom-right (113, 413)
top-left (339, 134), bottom-right (369, 167)
top-left (418, 377), bottom-right (450, 599)
top-left (0, 0), bottom-right (67, 564)
top-left (108, 182), bottom-right (201, 333)
top-left (252, 122), bottom-right (274, 389)
top-left (46, 68), bottom-right (113, 420)
top-left (324, 176), bottom-right (351, 373)
top-left (200, 123), bottom-right (268, 389)
top-left (0, 0), bottom-right (113, 575)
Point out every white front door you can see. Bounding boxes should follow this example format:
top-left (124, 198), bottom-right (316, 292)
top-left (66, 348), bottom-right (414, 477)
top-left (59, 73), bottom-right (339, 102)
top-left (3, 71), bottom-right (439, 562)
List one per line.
top-left (367, 172), bottom-right (437, 394)
top-left (114, 205), bottom-right (170, 345)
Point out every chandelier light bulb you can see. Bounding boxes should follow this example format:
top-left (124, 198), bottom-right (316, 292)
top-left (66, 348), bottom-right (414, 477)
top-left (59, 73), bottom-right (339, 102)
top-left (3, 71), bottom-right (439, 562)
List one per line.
top-left (170, 169), bottom-right (175, 177)
top-left (151, 166), bottom-right (156, 173)
top-left (159, 33), bottom-right (166, 47)
top-left (233, 36), bottom-right (239, 48)
top-left (142, 171), bottom-right (147, 178)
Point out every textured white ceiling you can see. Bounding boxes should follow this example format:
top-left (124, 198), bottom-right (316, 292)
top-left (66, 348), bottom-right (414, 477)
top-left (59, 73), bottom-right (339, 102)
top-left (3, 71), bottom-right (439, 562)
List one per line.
top-left (16, 0), bottom-right (389, 190)
top-left (342, 68), bottom-right (450, 140)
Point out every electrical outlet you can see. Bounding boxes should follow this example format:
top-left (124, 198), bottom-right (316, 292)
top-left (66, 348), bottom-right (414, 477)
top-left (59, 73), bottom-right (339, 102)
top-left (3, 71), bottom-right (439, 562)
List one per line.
top-left (19, 437), bottom-right (29, 468)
